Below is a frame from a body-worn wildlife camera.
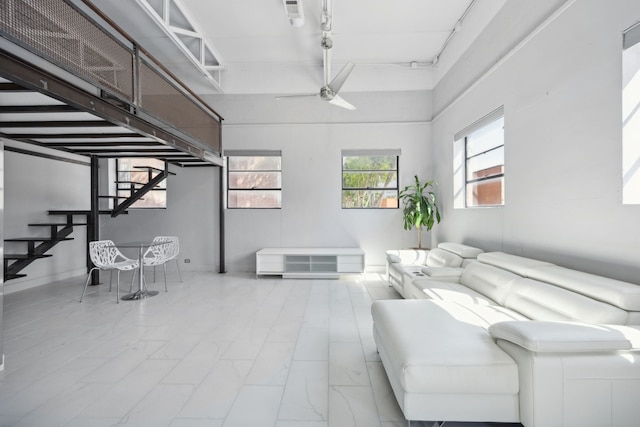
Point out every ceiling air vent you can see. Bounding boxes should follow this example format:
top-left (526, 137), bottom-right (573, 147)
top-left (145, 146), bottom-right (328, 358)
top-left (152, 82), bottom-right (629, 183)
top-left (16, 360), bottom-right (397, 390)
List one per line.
top-left (283, 0), bottom-right (304, 28)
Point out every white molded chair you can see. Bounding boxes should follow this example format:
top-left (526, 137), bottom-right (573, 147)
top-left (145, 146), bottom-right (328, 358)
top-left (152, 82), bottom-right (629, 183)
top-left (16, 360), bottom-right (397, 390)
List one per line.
top-left (80, 240), bottom-right (139, 303)
top-left (143, 236), bottom-right (182, 292)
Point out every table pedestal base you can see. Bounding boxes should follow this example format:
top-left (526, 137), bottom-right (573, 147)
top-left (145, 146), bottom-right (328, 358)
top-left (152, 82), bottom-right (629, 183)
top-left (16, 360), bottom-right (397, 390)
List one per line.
top-left (121, 290), bottom-right (159, 300)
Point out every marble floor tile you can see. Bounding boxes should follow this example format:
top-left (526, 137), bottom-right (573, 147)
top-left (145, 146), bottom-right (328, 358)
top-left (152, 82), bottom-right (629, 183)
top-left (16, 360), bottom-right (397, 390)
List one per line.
top-left (329, 342), bottom-right (369, 386)
top-left (245, 341), bottom-right (295, 386)
top-left (278, 360), bottom-right (328, 422)
top-left (293, 327), bottom-right (329, 361)
top-left (222, 385), bottom-right (283, 427)
top-left (177, 359), bottom-right (253, 419)
top-left (329, 385), bottom-right (381, 427)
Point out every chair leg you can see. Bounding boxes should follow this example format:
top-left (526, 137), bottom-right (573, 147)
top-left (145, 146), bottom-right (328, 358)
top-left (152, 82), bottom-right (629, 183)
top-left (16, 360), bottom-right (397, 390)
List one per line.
top-left (80, 267), bottom-right (98, 302)
top-left (175, 258), bottom-right (183, 282)
top-left (130, 270), bottom-right (136, 292)
top-left (163, 263), bottom-right (168, 292)
top-left (116, 270), bottom-right (120, 303)
top-left (109, 270), bottom-right (114, 292)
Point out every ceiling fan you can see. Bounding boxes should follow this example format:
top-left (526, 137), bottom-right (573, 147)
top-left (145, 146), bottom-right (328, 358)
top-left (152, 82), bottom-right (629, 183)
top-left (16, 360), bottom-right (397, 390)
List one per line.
top-left (276, 0), bottom-right (357, 110)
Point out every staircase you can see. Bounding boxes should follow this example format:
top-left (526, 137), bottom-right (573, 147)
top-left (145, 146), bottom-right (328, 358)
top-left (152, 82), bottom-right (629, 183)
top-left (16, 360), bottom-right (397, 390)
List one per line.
top-left (5, 211), bottom-right (82, 281)
top-left (4, 165), bottom-right (173, 281)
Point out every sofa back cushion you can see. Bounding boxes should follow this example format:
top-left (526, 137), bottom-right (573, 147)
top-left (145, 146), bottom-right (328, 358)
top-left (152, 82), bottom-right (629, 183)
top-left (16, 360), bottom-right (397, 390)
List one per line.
top-left (437, 242), bottom-right (484, 259)
top-left (477, 252), bottom-right (554, 276)
top-left (527, 265), bottom-right (640, 313)
top-left (460, 262), bottom-right (521, 305)
top-left (426, 248), bottom-right (463, 268)
top-left (504, 278), bottom-right (629, 324)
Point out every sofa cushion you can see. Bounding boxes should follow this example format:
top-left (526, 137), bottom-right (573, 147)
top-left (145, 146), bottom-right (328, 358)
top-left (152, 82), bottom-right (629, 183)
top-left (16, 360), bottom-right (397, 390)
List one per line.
top-left (371, 299), bottom-right (519, 394)
top-left (412, 278), bottom-right (496, 304)
top-left (527, 265), bottom-right (640, 312)
top-left (460, 262), bottom-right (521, 306)
top-left (503, 278), bottom-right (630, 324)
top-left (477, 252), bottom-right (554, 276)
top-left (420, 266), bottom-right (462, 279)
top-left (438, 242), bottom-right (484, 259)
top-left (425, 248), bottom-right (463, 268)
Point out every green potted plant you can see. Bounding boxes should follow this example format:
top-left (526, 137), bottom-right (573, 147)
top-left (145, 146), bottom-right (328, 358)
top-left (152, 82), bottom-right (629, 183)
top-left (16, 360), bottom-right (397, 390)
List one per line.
top-left (399, 175), bottom-right (441, 249)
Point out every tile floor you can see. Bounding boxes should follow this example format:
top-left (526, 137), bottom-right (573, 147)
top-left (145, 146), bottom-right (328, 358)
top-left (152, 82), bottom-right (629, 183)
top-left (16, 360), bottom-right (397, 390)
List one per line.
top-left (0, 271), bottom-right (522, 427)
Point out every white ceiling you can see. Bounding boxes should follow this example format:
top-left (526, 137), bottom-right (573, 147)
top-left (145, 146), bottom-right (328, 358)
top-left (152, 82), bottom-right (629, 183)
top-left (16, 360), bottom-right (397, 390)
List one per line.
top-left (87, 0), bottom-right (505, 96)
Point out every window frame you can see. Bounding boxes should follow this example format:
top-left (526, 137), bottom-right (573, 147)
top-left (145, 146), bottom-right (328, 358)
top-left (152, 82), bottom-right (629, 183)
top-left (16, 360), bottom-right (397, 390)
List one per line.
top-left (454, 107), bottom-right (505, 208)
top-left (341, 149), bottom-right (400, 209)
top-left (225, 150), bottom-right (282, 209)
top-left (622, 21), bottom-right (640, 204)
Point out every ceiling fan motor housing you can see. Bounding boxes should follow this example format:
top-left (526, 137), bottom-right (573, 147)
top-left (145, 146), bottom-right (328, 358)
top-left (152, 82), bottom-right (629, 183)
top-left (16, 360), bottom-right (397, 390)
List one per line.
top-left (320, 86), bottom-right (335, 100)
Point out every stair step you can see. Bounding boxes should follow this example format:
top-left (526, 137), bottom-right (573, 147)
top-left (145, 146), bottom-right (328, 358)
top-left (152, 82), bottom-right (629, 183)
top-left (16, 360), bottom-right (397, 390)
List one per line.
top-left (48, 210), bottom-right (128, 215)
top-left (5, 237), bottom-right (74, 242)
top-left (28, 222), bottom-right (87, 226)
top-left (133, 166), bottom-right (176, 175)
top-left (5, 274), bottom-right (27, 280)
top-left (5, 254), bottom-right (53, 260)
top-left (116, 180), bottom-right (146, 185)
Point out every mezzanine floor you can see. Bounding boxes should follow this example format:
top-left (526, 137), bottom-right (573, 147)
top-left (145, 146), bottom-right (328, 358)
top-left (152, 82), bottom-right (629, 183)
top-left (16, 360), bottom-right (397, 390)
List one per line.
top-left (0, 270), bottom-right (521, 427)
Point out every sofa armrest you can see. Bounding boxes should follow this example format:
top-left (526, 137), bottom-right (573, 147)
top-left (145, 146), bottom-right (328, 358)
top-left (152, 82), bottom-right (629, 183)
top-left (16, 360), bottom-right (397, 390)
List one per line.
top-left (489, 320), bottom-right (640, 353)
top-left (385, 249), bottom-right (430, 265)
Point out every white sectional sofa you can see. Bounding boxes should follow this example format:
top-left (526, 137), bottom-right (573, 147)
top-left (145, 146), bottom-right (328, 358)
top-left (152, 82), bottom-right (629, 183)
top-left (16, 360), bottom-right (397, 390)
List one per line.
top-left (372, 251), bottom-right (640, 426)
top-left (386, 242), bottom-right (484, 298)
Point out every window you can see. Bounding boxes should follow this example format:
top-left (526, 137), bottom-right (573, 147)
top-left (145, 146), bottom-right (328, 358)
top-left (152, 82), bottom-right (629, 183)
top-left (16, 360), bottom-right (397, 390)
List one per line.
top-left (623, 22), bottom-right (640, 204)
top-left (116, 158), bottom-right (167, 208)
top-left (453, 107), bottom-right (504, 207)
top-left (226, 151), bottom-right (282, 209)
top-left (341, 150), bottom-right (399, 209)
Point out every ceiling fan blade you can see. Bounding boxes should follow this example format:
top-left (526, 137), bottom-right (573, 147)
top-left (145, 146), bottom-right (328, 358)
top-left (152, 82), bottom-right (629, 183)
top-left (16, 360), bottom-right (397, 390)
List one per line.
top-left (328, 62), bottom-right (355, 94)
top-left (275, 93), bottom-right (318, 99)
top-left (329, 94), bottom-right (356, 110)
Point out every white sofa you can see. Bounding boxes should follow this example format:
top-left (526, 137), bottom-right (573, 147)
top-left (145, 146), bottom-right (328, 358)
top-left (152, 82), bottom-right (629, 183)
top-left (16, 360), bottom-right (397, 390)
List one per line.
top-left (372, 251), bottom-right (640, 426)
top-left (386, 242), bottom-right (484, 298)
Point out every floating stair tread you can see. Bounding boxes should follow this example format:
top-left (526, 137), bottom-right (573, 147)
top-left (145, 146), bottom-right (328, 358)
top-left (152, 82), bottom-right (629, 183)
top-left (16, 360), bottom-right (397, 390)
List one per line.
top-left (5, 237), bottom-right (74, 242)
top-left (133, 166), bottom-right (176, 175)
top-left (48, 210), bottom-right (128, 215)
top-left (28, 222), bottom-right (87, 226)
top-left (4, 254), bottom-right (53, 259)
top-left (116, 189), bottom-right (164, 193)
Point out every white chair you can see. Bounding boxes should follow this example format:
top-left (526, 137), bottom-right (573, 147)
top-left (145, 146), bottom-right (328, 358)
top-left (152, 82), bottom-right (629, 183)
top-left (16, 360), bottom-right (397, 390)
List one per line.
top-left (143, 236), bottom-right (182, 292)
top-left (80, 240), bottom-right (139, 303)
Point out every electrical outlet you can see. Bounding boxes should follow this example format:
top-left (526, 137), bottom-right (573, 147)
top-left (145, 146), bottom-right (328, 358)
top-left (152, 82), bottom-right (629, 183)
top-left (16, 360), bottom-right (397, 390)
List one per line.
top-left (184, 258), bottom-right (191, 263)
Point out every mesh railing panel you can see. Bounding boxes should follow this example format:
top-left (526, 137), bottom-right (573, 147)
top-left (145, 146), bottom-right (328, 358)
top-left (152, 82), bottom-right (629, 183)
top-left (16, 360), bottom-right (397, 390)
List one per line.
top-left (140, 60), bottom-right (221, 153)
top-left (0, 0), bottom-right (134, 101)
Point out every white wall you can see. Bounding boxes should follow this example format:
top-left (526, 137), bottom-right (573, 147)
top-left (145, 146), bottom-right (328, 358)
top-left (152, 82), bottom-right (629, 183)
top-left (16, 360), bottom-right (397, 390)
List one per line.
top-left (211, 91), bottom-right (433, 272)
top-left (431, 0), bottom-right (640, 283)
top-left (4, 142), bottom-right (90, 291)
